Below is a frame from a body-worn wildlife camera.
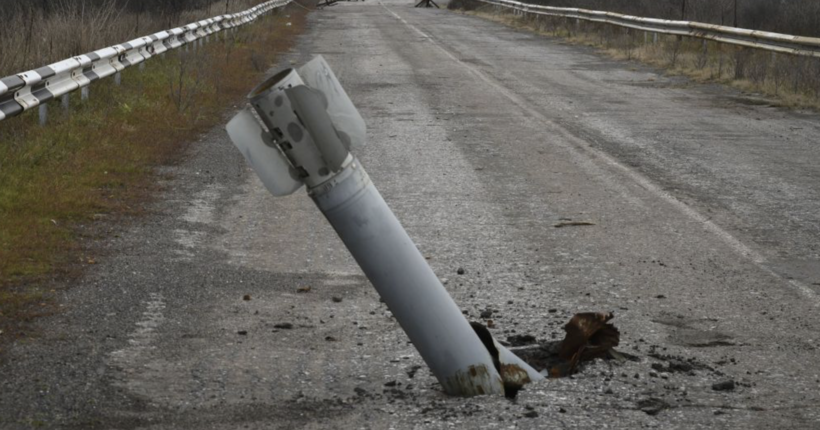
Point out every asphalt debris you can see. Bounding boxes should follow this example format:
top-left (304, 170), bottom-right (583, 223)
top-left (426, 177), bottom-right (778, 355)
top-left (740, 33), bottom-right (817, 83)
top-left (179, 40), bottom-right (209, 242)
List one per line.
top-left (406, 365), bottom-right (422, 379)
top-left (712, 380), bottom-right (736, 391)
top-left (637, 398), bottom-right (670, 416)
top-left (506, 334), bottom-right (537, 346)
top-left (554, 220), bottom-right (596, 228)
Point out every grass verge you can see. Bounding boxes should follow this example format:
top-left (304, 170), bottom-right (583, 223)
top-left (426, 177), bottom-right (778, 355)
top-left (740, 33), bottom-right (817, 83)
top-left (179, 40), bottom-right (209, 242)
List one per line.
top-left (0, 3), bottom-right (310, 348)
top-left (453, 3), bottom-right (820, 111)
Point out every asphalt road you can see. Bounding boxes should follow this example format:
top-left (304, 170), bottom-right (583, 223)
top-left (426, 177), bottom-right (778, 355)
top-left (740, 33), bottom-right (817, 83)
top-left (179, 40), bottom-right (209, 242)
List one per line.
top-left (2, 1), bottom-right (820, 428)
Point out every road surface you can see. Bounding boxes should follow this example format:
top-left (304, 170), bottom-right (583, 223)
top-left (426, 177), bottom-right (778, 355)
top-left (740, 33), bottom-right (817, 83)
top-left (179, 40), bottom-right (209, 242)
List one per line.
top-left (2, 0), bottom-right (820, 428)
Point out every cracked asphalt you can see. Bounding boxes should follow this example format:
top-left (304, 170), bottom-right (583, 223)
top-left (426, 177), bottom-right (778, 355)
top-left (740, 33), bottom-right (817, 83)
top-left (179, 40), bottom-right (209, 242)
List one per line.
top-left (2, 0), bottom-right (820, 428)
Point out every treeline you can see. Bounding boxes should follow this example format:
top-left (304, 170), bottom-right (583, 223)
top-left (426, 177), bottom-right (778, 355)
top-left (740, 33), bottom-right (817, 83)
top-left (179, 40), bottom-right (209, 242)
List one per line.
top-left (0, 0), bottom-right (265, 77)
top-left (525, 0), bottom-right (820, 38)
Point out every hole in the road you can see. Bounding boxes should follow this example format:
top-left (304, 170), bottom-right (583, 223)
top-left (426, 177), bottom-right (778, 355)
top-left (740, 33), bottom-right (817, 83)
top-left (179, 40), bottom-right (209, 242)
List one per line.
top-left (471, 312), bottom-right (629, 399)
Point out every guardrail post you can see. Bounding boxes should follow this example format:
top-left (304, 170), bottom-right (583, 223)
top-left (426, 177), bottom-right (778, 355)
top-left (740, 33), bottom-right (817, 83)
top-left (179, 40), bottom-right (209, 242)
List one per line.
top-left (62, 94), bottom-right (70, 111)
top-left (39, 104), bottom-right (48, 126)
top-left (114, 72), bottom-right (122, 86)
top-left (653, 32), bottom-right (659, 44)
top-left (82, 86), bottom-right (90, 101)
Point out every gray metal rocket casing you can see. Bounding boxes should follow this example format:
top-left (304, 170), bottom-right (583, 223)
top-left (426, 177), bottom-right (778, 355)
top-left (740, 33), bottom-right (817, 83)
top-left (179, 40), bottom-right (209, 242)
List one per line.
top-left (225, 56), bottom-right (543, 397)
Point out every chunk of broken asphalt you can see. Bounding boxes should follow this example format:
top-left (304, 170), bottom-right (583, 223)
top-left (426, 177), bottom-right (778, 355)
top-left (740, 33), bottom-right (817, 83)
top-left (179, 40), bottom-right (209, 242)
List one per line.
top-left (637, 398), bottom-right (670, 416)
top-left (406, 365), bottom-right (422, 379)
top-left (712, 380), bottom-right (736, 391)
top-left (506, 334), bottom-right (537, 346)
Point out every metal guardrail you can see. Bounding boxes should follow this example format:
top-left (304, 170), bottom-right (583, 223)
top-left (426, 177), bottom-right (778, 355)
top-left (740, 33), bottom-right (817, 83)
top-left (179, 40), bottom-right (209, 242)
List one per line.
top-left (0, 0), bottom-right (293, 123)
top-left (477, 0), bottom-right (820, 59)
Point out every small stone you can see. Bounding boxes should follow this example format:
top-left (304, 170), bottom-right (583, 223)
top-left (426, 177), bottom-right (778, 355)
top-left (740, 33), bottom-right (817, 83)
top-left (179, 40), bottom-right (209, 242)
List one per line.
top-left (297, 286), bottom-right (311, 293)
top-left (237, 330), bottom-right (248, 335)
top-left (243, 294), bottom-right (251, 301)
top-left (332, 296), bottom-right (343, 303)
top-left (637, 398), bottom-right (669, 416)
top-left (656, 295), bottom-right (666, 299)
top-left (457, 268), bottom-right (465, 275)
top-left (712, 380), bottom-right (736, 391)
top-left (506, 334), bottom-right (537, 346)
top-left (523, 411), bottom-right (538, 418)
top-left (273, 323), bottom-right (293, 329)
top-left (558, 407), bottom-right (566, 413)
top-left (384, 380), bottom-right (398, 387)
top-left (325, 336), bottom-right (337, 341)
top-left (548, 308), bottom-right (557, 313)
top-left (406, 365), bottom-right (422, 379)
top-left (480, 309), bottom-right (493, 319)
top-left (669, 360), bottom-right (693, 373)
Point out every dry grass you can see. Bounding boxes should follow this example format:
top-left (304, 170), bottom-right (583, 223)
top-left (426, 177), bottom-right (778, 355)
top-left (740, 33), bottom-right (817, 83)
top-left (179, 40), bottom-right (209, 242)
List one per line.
top-left (0, 0), bottom-right (272, 78)
top-left (0, 2), bottom-right (310, 345)
top-left (459, 6), bottom-right (820, 111)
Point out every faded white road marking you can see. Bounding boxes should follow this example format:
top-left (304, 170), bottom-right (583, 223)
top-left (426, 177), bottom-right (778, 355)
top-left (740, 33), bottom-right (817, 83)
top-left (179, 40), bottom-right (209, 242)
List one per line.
top-left (173, 184), bottom-right (222, 261)
top-left (109, 292), bottom-right (166, 371)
